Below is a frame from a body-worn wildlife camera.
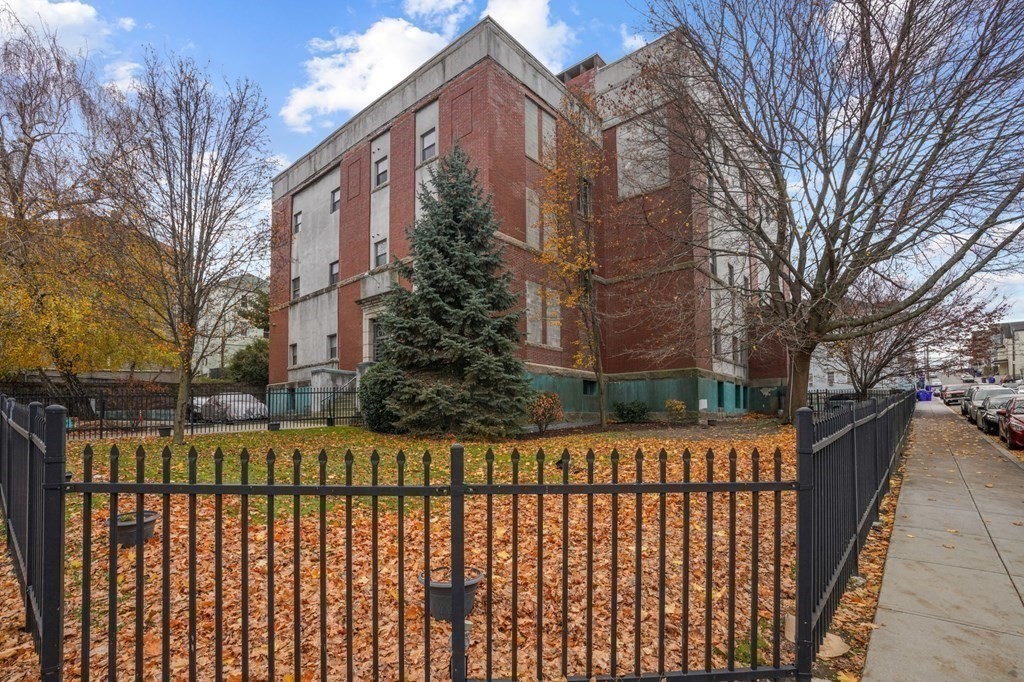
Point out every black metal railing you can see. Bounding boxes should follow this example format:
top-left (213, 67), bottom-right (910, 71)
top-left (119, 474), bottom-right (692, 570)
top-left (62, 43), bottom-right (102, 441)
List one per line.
top-left (806, 388), bottom-right (903, 415)
top-left (0, 398), bottom-right (67, 681)
top-left (0, 391), bottom-right (916, 681)
top-left (0, 386), bottom-right (360, 440)
top-left (794, 391), bottom-right (914, 677)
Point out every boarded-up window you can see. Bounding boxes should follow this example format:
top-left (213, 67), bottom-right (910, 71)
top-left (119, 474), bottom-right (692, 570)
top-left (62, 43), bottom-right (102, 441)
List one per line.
top-left (617, 117), bottom-right (670, 198)
top-left (546, 290), bottom-right (561, 348)
top-left (525, 98), bottom-right (539, 160)
top-left (541, 110), bottom-right (555, 167)
top-left (526, 281), bottom-right (542, 344)
top-left (525, 188), bottom-right (540, 249)
top-left (525, 281), bottom-right (561, 348)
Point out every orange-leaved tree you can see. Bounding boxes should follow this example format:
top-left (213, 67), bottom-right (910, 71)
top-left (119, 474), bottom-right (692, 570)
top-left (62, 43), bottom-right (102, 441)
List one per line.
top-left (536, 90), bottom-right (614, 426)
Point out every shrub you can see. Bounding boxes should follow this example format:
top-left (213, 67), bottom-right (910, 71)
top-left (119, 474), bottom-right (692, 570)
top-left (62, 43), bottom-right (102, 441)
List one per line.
top-left (224, 338), bottom-right (269, 385)
top-left (358, 362), bottom-right (405, 433)
top-left (528, 392), bottom-right (563, 434)
top-left (613, 400), bottom-right (649, 423)
top-left (664, 399), bottom-right (688, 422)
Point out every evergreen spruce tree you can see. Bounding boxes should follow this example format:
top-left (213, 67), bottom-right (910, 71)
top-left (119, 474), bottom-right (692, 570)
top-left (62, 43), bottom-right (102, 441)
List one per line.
top-left (374, 146), bottom-right (533, 436)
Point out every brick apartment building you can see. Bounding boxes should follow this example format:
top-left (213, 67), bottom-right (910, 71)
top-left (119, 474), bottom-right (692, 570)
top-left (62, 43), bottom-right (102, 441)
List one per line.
top-left (269, 17), bottom-right (755, 417)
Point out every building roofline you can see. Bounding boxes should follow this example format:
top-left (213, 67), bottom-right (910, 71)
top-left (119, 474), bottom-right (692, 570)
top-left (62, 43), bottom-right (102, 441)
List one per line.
top-left (272, 16), bottom-right (569, 201)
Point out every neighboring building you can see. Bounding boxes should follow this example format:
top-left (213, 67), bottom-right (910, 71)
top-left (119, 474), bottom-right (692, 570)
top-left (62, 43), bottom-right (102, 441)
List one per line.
top-left (993, 321), bottom-right (1024, 380)
top-left (269, 18), bottom-right (754, 417)
top-left (194, 274), bottom-right (268, 380)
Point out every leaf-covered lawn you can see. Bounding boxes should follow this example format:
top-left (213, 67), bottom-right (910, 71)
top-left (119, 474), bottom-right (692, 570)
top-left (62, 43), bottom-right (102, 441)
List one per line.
top-left (3, 417), bottom-right (801, 680)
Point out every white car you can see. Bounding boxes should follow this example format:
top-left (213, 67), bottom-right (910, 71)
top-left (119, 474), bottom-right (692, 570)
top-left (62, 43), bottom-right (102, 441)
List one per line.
top-left (200, 393), bottom-right (269, 422)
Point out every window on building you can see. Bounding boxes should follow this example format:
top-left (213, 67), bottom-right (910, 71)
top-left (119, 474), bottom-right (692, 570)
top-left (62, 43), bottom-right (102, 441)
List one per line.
top-left (827, 371), bottom-right (835, 387)
top-left (330, 188), bottom-right (341, 213)
top-left (525, 188), bottom-right (540, 249)
top-left (583, 380), bottom-right (597, 396)
top-left (728, 263), bottom-right (735, 287)
top-left (526, 282), bottom-right (560, 347)
top-left (291, 277), bottom-right (300, 300)
top-left (421, 128), bottom-right (437, 162)
top-left (713, 328), bottom-right (722, 356)
top-left (524, 97), bottom-right (555, 166)
top-left (293, 212), bottom-right (302, 234)
top-left (374, 156), bottom-right (389, 187)
top-left (577, 179), bottom-right (592, 218)
top-left (327, 334), bottom-right (338, 360)
top-left (289, 343), bottom-right (298, 366)
top-left (710, 250), bottom-right (718, 276)
top-left (374, 239), bottom-right (388, 268)
top-left (732, 335), bottom-right (741, 364)
top-left (370, 318), bottom-right (387, 361)
top-left (329, 261), bottom-right (339, 285)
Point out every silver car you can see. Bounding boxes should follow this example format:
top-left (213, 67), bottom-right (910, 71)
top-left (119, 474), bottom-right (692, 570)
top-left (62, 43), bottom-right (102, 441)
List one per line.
top-left (968, 386), bottom-right (1015, 425)
top-left (200, 393), bottom-right (269, 422)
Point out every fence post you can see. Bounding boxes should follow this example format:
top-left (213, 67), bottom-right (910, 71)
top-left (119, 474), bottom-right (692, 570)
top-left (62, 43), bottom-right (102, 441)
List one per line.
top-left (795, 406), bottom-right (815, 682)
top-left (870, 398), bottom-right (881, 518)
top-left (849, 405), bottom-right (860, 574)
top-left (26, 402), bottom-right (42, 634)
top-left (99, 397), bottom-right (105, 440)
top-left (450, 444), bottom-right (466, 682)
top-left (39, 405), bottom-right (66, 681)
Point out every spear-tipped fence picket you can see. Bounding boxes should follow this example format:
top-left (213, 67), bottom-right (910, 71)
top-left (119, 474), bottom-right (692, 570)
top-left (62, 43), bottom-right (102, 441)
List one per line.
top-left (0, 391), bottom-right (914, 681)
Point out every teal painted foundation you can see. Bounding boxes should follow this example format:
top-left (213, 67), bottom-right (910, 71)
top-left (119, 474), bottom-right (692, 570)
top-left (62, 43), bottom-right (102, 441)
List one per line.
top-left (528, 372), bottom-right (750, 416)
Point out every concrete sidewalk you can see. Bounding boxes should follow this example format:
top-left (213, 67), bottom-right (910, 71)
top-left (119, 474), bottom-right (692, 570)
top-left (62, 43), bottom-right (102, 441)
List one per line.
top-left (862, 399), bottom-right (1024, 680)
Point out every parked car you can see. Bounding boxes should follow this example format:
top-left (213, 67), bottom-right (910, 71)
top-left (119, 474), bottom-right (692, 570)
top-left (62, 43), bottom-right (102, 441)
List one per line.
top-left (999, 397), bottom-right (1024, 449)
top-left (980, 395), bottom-right (1014, 434)
top-left (967, 386), bottom-right (1015, 424)
top-left (200, 393), bottom-right (269, 422)
top-left (942, 384), bottom-right (970, 405)
top-left (827, 393), bottom-right (859, 409)
top-left (962, 385), bottom-right (982, 416)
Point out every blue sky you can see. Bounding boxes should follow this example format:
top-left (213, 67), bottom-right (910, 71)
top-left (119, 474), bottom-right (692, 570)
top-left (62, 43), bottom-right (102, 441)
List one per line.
top-left (8, 0), bottom-right (1023, 321)
top-left (3, 0), bottom-right (649, 164)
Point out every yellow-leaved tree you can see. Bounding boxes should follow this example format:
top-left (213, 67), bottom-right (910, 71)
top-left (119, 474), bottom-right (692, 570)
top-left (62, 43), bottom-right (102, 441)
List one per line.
top-left (536, 90), bottom-right (614, 426)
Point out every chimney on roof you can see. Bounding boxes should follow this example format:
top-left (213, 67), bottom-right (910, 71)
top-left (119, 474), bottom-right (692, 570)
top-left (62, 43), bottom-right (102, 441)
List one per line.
top-left (556, 54), bottom-right (606, 84)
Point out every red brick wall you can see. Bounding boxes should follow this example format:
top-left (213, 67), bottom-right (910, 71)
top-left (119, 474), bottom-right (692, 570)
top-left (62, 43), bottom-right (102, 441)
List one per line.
top-left (272, 56), bottom-right (715, 382)
top-left (268, 195), bottom-right (292, 384)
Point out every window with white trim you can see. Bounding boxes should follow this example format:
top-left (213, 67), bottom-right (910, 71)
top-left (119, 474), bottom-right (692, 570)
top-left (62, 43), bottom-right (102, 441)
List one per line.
top-left (292, 212), bottom-right (302, 234)
top-left (330, 188), bottom-right (340, 213)
top-left (374, 239), bottom-right (388, 268)
top-left (289, 343), bottom-right (298, 366)
top-left (374, 156), bottom-right (389, 187)
top-left (421, 128), bottom-right (437, 162)
top-left (327, 334), bottom-right (338, 360)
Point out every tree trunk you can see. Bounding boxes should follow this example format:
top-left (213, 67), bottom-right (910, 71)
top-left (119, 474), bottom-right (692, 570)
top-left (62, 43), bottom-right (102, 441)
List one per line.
top-left (785, 346), bottom-right (816, 423)
top-left (596, 371), bottom-right (608, 428)
top-left (173, 358), bottom-right (192, 445)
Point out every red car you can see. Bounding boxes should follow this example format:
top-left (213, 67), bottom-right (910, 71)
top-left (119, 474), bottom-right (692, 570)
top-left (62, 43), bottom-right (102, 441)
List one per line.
top-left (997, 396), bottom-right (1024, 449)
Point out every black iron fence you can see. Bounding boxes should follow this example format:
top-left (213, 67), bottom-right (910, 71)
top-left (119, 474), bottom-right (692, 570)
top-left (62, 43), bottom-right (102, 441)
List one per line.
top-left (0, 391), bottom-right (915, 681)
top-left (0, 385), bottom-right (360, 440)
top-left (806, 388), bottom-right (904, 415)
top-left (795, 391), bottom-right (914, 676)
top-left (0, 398), bottom-right (66, 680)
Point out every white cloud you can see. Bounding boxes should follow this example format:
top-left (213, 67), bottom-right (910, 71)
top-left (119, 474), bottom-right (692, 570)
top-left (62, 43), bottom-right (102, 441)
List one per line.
top-left (619, 24), bottom-right (646, 52)
top-left (403, 0), bottom-right (472, 38)
top-left (1, 0), bottom-right (111, 51)
top-left (281, 17), bottom-right (449, 133)
top-left (103, 59), bottom-right (140, 91)
top-left (116, 16), bottom-right (134, 31)
top-left (481, 0), bottom-right (574, 70)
